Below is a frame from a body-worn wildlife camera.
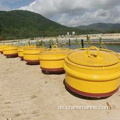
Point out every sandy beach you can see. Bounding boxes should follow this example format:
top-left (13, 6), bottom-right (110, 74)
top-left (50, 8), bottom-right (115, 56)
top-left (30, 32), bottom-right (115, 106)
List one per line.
top-left (0, 53), bottom-right (120, 120)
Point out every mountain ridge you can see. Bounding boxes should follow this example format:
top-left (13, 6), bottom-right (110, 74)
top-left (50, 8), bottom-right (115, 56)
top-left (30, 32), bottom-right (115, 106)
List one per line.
top-left (0, 10), bottom-right (98, 40)
top-left (77, 23), bottom-right (120, 32)
top-left (0, 10), bottom-right (119, 40)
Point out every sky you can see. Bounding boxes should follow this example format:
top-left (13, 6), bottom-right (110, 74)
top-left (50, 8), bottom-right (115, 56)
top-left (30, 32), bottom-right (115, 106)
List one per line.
top-left (0, 0), bottom-right (120, 27)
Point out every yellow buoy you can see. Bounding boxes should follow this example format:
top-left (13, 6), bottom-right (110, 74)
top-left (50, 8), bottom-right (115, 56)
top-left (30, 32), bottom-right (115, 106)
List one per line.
top-left (0, 44), bottom-right (8, 54)
top-left (64, 46), bottom-right (120, 98)
top-left (18, 45), bottom-right (36, 60)
top-left (3, 46), bottom-right (18, 58)
top-left (23, 47), bottom-right (46, 65)
top-left (39, 45), bottom-right (70, 73)
top-left (18, 47), bottom-right (24, 60)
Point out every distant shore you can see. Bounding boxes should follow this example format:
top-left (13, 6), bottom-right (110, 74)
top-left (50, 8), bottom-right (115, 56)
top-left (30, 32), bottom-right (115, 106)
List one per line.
top-left (1, 33), bottom-right (120, 45)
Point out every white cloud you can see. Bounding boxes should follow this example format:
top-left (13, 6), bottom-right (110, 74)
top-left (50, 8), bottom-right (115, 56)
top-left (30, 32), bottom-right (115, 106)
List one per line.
top-left (57, 6), bottom-right (120, 26)
top-left (19, 0), bottom-right (120, 26)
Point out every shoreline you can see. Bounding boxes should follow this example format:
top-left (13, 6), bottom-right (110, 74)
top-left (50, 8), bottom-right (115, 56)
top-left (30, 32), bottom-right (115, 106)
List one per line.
top-left (1, 33), bottom-right (120, 44)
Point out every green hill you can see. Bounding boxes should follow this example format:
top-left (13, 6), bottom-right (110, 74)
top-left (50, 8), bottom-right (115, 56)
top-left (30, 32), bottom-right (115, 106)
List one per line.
top-left (77, 23), bottom-right (120, 33)
top-left (0, 10), bottom-right (98, 40)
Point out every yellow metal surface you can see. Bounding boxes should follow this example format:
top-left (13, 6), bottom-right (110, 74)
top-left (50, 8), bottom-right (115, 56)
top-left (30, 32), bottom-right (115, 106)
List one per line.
top-left (40, 60), bottom-right (64, 69)
top-left (0, 44), bottom-right (8, 52)
top-left (65, 73), bottom-right (119, 93)
top-left (39, 45), bottom-right (70, 69)
top-left (68, 46), bottom-right (119, 67)
top-left (64, 46), bottom-right (120, 95)
top-left (23, 48), bottom-right (45, 61)
top-left (18, 47), bottom-right (24, 57)
top-left (3, 46), bottom-right (18, 55)
top-left (18, 47), bottom-right (24, 58)
top-left (39, 45), bottom-right (70, 60)
top-left (18, 45), bottom-right (37, 58)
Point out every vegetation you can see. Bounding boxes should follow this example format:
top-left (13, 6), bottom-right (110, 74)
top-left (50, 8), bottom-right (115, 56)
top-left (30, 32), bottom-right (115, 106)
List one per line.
top-left (75, 38), bottom-right (82, 48)
top-left (0, 10), bottom-right (99, 40)
top-left (0, 10), bottom-right (119, 40)
top-left (77, 23), bottom-right (120, 33)
top-left (86, 35), bottom-right (90, 44)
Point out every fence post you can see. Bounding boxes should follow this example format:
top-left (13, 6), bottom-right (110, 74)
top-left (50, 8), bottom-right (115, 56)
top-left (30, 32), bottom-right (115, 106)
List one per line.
top-left (81, 39), bottom-right (84, 48)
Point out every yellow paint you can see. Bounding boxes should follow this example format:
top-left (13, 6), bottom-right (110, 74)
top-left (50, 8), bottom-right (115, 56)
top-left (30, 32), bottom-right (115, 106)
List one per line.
top-left (0, 44), bottom-right (8, 52)
top-left (39, 45), bottom-right (70, 69)
top-left (18, 45), bottom-right (36, 58)
top-left (64, 46), bottom-right (120, 94)
top-left (18, 47), bottom-right (24, 58)
top-left (40, 59), bottom-right (65, 69)
top-left (3, 46), bottom-right (18, 55)
top-left (23, 47), bottom-right (46, 61)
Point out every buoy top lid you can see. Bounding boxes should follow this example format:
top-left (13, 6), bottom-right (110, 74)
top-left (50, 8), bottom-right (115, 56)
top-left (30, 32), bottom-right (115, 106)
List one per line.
top-left (67, 46), bottom-right (120, 67)
top-left (3, 46), bottom-right (18, 50)
top-left (39, 45), bottom-right (70, 60)
top-left (23, 48), bottom-right (45, 54)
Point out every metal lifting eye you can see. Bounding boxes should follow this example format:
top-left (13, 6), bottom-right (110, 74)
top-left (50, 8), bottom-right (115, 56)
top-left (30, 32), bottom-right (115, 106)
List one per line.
top-left (86, 46), bottom-right (100, 58)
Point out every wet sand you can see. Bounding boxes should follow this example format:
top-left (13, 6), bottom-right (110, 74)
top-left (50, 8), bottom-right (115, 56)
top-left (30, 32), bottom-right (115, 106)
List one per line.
top-left (0, 54), bottom-right (120, 120)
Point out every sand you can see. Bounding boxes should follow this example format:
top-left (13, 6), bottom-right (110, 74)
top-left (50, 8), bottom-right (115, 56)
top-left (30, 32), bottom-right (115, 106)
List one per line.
top-left (0, 54), bottom-right (120, 120)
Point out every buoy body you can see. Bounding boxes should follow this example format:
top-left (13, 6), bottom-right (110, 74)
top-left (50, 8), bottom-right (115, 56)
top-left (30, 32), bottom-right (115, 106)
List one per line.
top-left (23, 48), bottom-right (45, 65)
top-left (3, 46), bottom-right (18, 58)
top-left (18, 47), bottom-right (24, 60)
top-left (0, 45), bottom-right (8, 54)
top-left (39, 45), bottom-right (70, 73)
top-left (64, 47), bottom-right (120, 98)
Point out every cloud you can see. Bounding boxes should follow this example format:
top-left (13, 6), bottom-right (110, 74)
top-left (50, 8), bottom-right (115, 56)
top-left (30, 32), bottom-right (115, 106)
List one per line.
top-left (57, 6), bottom-right (120, 26)
top-left (19, 0), bottom-right (120, 26)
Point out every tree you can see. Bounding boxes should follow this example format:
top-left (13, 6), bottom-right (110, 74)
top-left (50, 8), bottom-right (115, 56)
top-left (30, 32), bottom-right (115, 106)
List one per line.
top-left (0, 24), bottom-right (3, 36)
